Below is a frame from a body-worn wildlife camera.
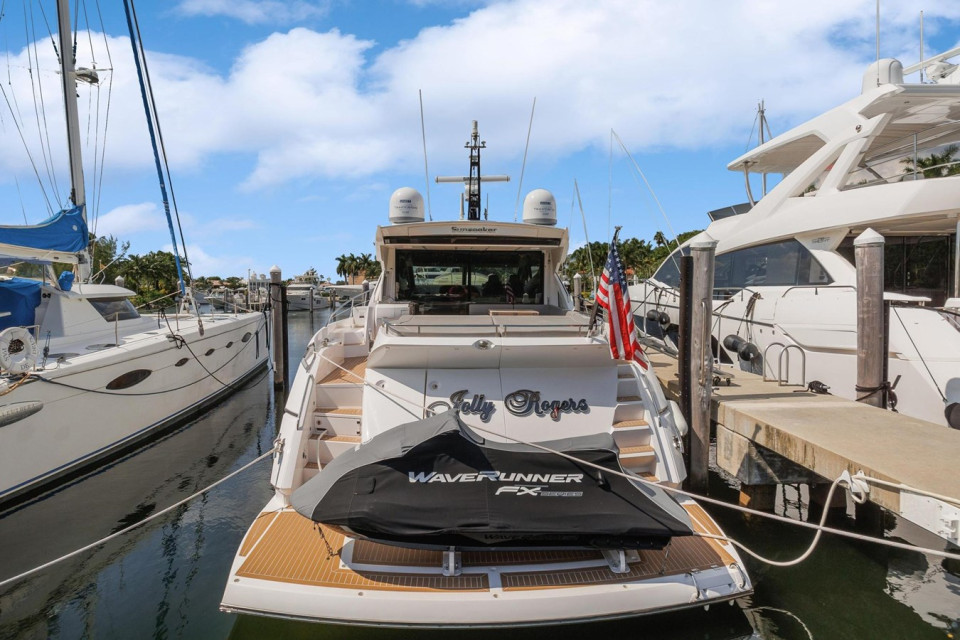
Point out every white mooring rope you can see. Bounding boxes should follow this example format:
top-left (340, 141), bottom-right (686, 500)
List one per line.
top-left (0, 447), bottom-right (277, 589)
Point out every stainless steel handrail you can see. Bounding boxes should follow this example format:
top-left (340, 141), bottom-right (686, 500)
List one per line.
top-left (380, 319), bottom-right (592, 337)
top-left (779, 284), bottom-right (856, 298)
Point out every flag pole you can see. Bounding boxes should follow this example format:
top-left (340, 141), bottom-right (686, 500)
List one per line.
top-left (589, 226), bottom-right (620, 329)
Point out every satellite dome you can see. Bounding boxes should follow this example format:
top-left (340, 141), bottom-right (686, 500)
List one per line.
top-left (522, 189), bottom-right (557, 226)
top-left (389, 187), bottom-right (425, 224)
top-left (862, 58), bottom-right (903, 93)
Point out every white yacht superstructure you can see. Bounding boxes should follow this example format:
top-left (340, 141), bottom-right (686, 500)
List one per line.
top-left (221, 123), bottom-right (751, 627)
top-left (632, 55), bottom-right (960, 429)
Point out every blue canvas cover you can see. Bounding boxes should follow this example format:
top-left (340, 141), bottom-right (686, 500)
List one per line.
top-left (0, 206), bottom-right (88, 253)
top-left (0, 278), bottom-right (42, 331)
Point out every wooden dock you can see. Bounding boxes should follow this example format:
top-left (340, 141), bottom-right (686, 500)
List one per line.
top-left (647, 351), bottom-right (960, 544)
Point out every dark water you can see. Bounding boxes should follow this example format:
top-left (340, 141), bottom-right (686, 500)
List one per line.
top-left (1, 309), bottom-right (957, 639)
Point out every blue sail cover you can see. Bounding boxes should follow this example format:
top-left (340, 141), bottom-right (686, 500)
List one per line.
top-left (0, 206), bottom-right (88, 253)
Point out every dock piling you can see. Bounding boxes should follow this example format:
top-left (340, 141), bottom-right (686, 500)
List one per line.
top-left (677, 255), bottom-right (693, 431)
top-left (573, 273), bottom-right (582, 312)
top-left (854, 229), bottom-right (886, 408)
top-left (270, 266), bottom-right (287, 390)
top-left (688, 234), bottom-right (718, 492)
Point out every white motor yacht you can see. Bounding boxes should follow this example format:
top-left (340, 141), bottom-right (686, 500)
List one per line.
top-left (286, 282), bottom-right (324, 311)
top-left (632, 51), bottom-right (960, 429)
top-left (221, 123), bottom-right (751, 628)
top-left (0, 0), bottom-right (269, 505)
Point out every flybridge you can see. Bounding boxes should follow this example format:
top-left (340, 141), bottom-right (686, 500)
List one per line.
top-left (408, 471), bottom-right (585, 483)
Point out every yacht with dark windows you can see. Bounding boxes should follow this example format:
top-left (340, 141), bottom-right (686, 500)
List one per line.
top-left (220, 122), bottom-right (751, 627)
top-left (632, 52), bottom-right (960, 429)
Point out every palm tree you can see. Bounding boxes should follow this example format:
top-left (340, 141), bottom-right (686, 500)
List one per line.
top-left (335, 254), bottom-right (350, 283)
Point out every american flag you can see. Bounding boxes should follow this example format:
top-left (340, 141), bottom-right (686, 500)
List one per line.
top-left (596, 237), bottom-right (648, 369)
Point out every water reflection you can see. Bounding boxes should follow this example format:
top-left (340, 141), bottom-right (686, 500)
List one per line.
top-left (0, 368), bottom-right (275, 639)
top-left (707, 456), bottom-right (959, 639)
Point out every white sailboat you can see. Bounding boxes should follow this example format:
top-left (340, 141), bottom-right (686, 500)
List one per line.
top-left (632, 52), bottom-right (960, 429)
top-left (220, 122), bottom-right (751, 627)
top-left (0, 0), bottom-right (269, 506)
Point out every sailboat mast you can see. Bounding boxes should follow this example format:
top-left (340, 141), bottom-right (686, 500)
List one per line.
top-left (56, 0), bottom-right (90, 280)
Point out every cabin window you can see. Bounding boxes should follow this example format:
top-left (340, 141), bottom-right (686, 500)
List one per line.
top-left (395, 250), bottom-right (544, 312)
top-left (106, 369), bottom-right (152, 390)
top-left (838, 235), bottom-right (955, 306)
top-left (89, 297), bottom-right (140, 321)
top-left (714, 240), bottom-right (832, 291)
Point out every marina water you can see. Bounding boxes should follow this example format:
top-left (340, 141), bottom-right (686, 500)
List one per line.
top-left (0, 310), bottom-right (957, 639)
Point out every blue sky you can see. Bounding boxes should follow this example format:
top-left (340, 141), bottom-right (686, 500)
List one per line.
top-left (2, 0), bottom-right (960, 281)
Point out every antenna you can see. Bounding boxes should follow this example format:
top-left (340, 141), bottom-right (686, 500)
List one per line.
top-left (513, 97), bottom-right (536, 221)
top-left (758, 100), bottom-right (768, 196)
top-left (920, 10), bottom-right (925, 84)
top-left (607, 129), bottom-right (613, 242)
top-left (419, 90), bottom-right (433, 221)
top-left (574, 179), bottom-right (596, 297)
top-left (876, 0), bottom-right (881, 87)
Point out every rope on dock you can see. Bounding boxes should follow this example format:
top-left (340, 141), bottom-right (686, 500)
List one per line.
top-left (314, 350), bottom-right (960, 565)
top-left (0, 447), bottom-right (277, 590)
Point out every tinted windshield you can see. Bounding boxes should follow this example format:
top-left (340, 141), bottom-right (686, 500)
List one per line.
top-left (396, 250), bottom-right (544, 312)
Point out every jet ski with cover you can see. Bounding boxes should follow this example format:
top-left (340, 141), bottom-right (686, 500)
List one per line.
top-left (291, 411), bottom-right (693, 549)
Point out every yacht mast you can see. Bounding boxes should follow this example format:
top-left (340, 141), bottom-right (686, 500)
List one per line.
top-left (435, 121), bottom-right (509, 220)
top-left (56, 0), bottom-right (90, 280)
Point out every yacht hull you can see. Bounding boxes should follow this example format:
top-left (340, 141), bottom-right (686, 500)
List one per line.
top-left (0, 312), bottom-right (269, 506)
top-left (222, 496), bottom-right (749, 628)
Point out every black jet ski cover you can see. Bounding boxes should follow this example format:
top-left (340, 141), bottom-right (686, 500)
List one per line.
top-left (291, 410), bottom-right (693, 549)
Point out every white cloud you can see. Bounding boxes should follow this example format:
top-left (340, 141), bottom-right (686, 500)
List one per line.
top-left (175, 0), bottom-right (330, 24)
top-left (4, 0), bottom-right (960, 195)
top-left (162, 243), bottom-right (253, 277)
top-left (94, 202), bottom-right (166, 237)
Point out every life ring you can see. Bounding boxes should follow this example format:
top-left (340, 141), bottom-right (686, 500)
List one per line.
top-left (447, 285), bottom-right (468, 299)
top-left (0, 327), bottom-right (38, 374)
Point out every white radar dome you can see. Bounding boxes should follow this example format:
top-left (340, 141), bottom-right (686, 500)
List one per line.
top-left (862, 58), bottom-right (903, 93)
top-left (389, 187), bottom-right (425, 224)
top-left (522, 189), bottom-right (557, 226)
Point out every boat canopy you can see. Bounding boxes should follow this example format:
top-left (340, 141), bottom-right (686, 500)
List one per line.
top-left (0, 206), bottom-right (88, 254)
top-left (0, 277), bottom-right (42, 331)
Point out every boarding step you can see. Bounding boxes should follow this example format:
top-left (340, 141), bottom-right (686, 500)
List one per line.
top-left (316, 357), bottom-right (366, 405)
top-left (612, 418), bottom-right (651, 448)
top-left (614, 397), bottom-right (647, 423)
top-left (618, 444), bottom-right (657, 474)
top-left (309, 432), bottom-right (362, 466)
top-left (617, 377), bottom-right (640, 397)
top-left (314, 407), bottom-right (362, 437)
top-left (318, 357), bottom-right (367, 384)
